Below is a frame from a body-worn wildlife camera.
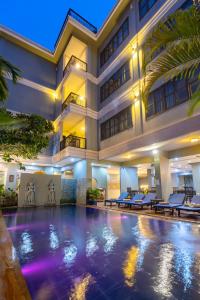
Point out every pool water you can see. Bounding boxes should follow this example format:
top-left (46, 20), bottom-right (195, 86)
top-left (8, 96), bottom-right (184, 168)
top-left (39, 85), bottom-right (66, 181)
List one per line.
top-left (3, 206), bottom-right (200, 300)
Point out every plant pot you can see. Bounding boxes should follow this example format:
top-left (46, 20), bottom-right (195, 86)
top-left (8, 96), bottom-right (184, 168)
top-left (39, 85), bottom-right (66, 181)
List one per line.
top-left (87, 199), bottom-right (97, 205)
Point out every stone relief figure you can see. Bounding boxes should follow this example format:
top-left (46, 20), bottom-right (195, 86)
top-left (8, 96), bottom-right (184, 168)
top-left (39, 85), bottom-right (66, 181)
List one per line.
top-left (25, 181), bottom-right (36, 206)
top-left (48, 181), bottom-right (56, 205)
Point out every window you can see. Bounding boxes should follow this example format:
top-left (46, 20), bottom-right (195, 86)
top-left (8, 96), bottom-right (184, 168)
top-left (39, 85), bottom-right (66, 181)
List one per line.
top-left (101, 106), bottom-right (133, 140)
top-left (100, 61), bottom-right (131, 102)
top-left (181, 0), bottom-right (193, 10)
top-left (100, 18), bottom-right (129, 67)
top-left (146, 78), bottom-right (195, 119)
top-left (139, 0), bottom-right (158, 20)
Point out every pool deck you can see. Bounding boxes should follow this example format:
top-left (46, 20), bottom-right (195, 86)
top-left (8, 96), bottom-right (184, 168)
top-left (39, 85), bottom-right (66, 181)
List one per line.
top-left (88, 203), bottom-right (200, 224)
top-left (0, 211), bottom-right (31, 300)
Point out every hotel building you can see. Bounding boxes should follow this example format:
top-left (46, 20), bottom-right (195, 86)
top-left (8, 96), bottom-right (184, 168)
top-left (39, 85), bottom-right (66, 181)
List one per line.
top-left (0, 0), bottom-right (199, 203)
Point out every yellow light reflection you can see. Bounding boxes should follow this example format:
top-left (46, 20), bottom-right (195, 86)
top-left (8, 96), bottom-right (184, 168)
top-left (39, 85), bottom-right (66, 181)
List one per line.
top-left (123, 246), bottom-right (139, 287)
top-left (69, 274), bottom-right (94, 300)
top-left (138, 216), bottom-right (156, 240)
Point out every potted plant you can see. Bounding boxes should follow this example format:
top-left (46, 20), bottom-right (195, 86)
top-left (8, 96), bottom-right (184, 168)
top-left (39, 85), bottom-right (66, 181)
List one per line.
top-left (87, 188), bottom-right (100, 205)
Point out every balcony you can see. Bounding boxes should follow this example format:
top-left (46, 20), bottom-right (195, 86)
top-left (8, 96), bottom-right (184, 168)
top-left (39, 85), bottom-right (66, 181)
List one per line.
top-left (62, 92), bottom-right (86, 112)
top-left (55, 9), bottom-right (97, 48)
top-left (60, 135), bottom-right (86, 151)
top-left (63, 55), bottom-right (87, 78)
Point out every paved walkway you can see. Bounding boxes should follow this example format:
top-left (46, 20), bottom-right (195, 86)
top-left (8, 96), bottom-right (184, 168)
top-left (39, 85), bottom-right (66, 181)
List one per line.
top-left (94, 202), bottom-right (200, 224)
top-left (0, 211), bottom-right (31, 300)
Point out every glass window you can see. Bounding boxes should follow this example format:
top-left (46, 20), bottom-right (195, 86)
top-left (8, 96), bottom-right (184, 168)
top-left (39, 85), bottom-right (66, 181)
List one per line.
top-left (100, 18), bottom-right (129, 67)
top-left (100, 60), bottom-right (131, 102)
top-left (154, 87), bottom-right (164, 113)
top-left (165, 81), bottom-right (175, 109)
top-left (139, 0), bottom-right (158, 20)
top-left (146, 78), bottom-right (193, 119)
top-left (101, 106), bottom-right (133, 140)
top-left (175, 79), bottom-right (189, 104)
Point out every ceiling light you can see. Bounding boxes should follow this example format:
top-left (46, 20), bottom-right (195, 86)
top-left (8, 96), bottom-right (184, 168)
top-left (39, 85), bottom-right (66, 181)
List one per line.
top-left (152, 149), bottom-right (159, 155)
top-left (75, 62), bottom-right (81, 69)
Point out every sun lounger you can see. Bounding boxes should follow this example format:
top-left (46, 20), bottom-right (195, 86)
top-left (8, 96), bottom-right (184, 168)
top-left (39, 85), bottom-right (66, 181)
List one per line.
top-left (104, 192), bottom-right (129, 206)
top-left (154, 193), bottom-right (185, 215)
top-left (116, 193), bottom-right (144, 208)
top-left (176, 195), bottom-right (200, 217)
top-left (128, 193), bottom-right (157, 209)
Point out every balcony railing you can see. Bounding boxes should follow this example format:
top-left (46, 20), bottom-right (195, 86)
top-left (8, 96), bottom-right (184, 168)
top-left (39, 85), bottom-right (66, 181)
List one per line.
top-left (55, 9), bottom-right (97, 48)
top-left (60, 135), bottom-right (86, 151)
top-left (63, 55), bottom-right (87, 77)
top-left (62, 92), bottom-right (86, 112)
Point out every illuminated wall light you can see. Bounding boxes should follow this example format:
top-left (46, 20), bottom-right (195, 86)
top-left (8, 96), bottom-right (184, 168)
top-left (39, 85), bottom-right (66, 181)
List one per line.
top-left (131, 45), bottom-right (137, 59)
top-left (191, 138), bottom-right (199, 143)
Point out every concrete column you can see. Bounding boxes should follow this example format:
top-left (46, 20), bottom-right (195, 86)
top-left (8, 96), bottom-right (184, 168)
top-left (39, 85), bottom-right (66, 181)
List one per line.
top-left (147, 169), bottom-right (153, 189)
top-left (74, 160), bottom-right (92, 204)
top-left (120, 167), bottom-right (138, 193)
top-left (171, 173), bottom-right (180, 189)
top-left (85, 117), bottom-right (98, 151)
top-left (153, 152), bottom-right (172, 201)
top-left (192, 163), bottom-right (200, 194)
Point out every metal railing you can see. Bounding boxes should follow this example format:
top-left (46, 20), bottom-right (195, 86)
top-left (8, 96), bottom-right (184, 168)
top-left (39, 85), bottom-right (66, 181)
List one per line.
top-left (60, 135), bottom-right (87, 151)
top-left (62, 92), bottom-right (86, 111)
top-left (54, 9), bottom-right (97, 48)
top-left (63, 55), bottom-right (87, 77)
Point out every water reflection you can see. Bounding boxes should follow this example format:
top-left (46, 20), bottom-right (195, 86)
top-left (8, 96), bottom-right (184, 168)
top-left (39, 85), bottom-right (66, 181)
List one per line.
top-left (20, 231), bottom-right (33, 256)
top-left (49, 224), bottom-right (59, 250)
top-left (175, 247), bottom-right (193, 291)
top-left (102, 226), bottom-right (118, 253)
top-left (86, 236), bottom-right (98, 257)
top-left (3, 206), bottom-right (200, 300)
top-left (69, 274), bottom-right (94, 300)
top-left (63, 244), bottom-right (78, 266)
top-left (123, 246), bottom-right (139, 287)
top-left (153, 243), bottom-right (174, 298)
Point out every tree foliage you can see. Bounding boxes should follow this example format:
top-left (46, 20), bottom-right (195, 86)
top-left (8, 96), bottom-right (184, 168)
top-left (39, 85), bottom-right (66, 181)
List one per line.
top-left (142, 5), bottom-right (200, 115)
top-left (0, 109), bottom-right (53, 165)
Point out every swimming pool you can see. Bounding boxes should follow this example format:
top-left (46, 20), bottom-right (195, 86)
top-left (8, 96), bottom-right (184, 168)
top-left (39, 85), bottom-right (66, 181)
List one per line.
top-left (3, 206), bottom-right (200, 299)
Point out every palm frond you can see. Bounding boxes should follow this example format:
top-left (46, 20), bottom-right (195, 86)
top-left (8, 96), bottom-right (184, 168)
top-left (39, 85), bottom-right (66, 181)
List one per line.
top-left (0, 56), bottom-right (21, 101)
top-left (143, 7), bottom-right (200, 70)
top-left (143, 37), bottom-right (200, 103)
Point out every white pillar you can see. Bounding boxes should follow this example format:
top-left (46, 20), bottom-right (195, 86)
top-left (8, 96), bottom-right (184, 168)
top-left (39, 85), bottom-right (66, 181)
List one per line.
top-left (192, 163), bottom-right (200, 194)
top-left (120, 167), bottom-right (138, 193)
top-left (153, 152), bottom-right (172, 201)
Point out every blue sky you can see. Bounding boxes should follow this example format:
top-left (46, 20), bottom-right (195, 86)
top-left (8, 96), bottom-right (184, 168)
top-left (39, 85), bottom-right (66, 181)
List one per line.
top-left (0, 0), bottom-right (117, 50)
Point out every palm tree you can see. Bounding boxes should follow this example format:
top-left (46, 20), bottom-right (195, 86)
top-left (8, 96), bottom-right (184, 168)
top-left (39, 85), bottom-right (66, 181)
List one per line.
top-left (0, 56), bottom-right (21, 101)
top-left (0, 56), bottom-right (24, 128)
top-left (142, 4), bottom-right (200, 115)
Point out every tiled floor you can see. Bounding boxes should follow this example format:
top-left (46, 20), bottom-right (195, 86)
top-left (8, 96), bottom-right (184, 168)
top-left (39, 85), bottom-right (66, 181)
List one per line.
top-left (0, 211), bottom-right (31, 300)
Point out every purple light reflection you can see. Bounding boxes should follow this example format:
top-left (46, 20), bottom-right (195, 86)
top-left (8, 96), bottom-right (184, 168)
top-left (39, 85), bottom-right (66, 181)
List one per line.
top-left (22, 259), bottom-right (55, 276)
top-left (7, 221), bottom-right (48, 232)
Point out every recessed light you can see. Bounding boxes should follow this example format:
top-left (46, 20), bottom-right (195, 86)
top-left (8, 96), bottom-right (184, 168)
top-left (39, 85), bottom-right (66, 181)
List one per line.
top-left (152, 149), bottom-right (158, 155)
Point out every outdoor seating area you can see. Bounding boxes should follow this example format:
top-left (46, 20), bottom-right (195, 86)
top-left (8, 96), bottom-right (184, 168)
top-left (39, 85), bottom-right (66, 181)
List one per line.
top-left (103, 190), bottom-right (200, 222)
